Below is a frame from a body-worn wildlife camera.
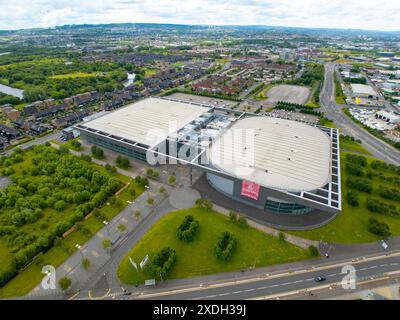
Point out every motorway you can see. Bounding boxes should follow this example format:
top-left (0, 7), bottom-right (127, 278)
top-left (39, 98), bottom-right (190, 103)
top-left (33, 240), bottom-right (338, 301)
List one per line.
top-left (321, 63), bottom-right (400, 165)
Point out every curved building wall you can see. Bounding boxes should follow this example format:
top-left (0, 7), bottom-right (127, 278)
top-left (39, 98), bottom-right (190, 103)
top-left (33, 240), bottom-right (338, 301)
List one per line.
top-left (207, 173), bottom-right (311, 215)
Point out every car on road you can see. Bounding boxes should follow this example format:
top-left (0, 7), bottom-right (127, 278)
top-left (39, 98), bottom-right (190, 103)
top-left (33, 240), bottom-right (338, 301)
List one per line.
top-left (314, 276), bottom-right (326, 282)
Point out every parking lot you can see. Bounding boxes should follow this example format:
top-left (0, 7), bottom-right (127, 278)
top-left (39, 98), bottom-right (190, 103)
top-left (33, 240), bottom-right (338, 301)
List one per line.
top-left (168, 92), bottom-right (237, 109)
top-left (266, 84), bottom-right (311, 104)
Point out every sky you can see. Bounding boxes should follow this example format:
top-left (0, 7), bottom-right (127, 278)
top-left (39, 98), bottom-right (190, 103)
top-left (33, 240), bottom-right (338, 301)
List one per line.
top-left (0, 0), bottom-right (399, 31)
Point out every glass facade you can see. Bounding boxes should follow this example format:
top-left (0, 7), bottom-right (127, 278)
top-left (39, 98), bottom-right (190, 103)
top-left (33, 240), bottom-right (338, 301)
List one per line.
top-left (83, 134), bottom-right (147, 161)
top-left (264, 199), bottom-right (312, 215)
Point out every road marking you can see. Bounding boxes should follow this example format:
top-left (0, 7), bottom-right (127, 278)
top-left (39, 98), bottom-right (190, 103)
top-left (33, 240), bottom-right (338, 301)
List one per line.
top-left (91, 250), bottom-right (99, 258)
top-left (136, 252), bottom-right (400, 299)
top-left (64, 265), bottom-right (72, 272)
top-left (97, 232), bottom-right (104, 239)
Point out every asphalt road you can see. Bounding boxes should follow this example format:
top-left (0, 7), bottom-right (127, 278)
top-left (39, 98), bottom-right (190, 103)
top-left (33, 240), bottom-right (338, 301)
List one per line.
top-left (133, 253), bottom-right (400, 300)
top-left (321, 63), bottom-right (400, 165)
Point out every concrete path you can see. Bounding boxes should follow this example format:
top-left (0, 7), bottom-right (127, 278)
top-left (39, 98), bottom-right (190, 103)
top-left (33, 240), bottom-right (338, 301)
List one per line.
top-left (213, 204), bottom-right (318, 250)
top-left (27, 178), bottom-right (168, 298)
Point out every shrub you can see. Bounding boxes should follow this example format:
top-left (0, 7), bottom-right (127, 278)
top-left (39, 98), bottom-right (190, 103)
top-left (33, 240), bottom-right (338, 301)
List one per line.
top-left (229, 211), bottom-right (238, 222)
top-left (367, 218), bottom-right (391, 238)
top-left (146, 168), bottom-right (160, 179)
top-left (82, 258), bottom-right (91, 270)
top-left (378, 186), bottom-right (400, 202)
top-left (176, 215), bottom-right (199, 242)
top-left (147, 197), bottom-right (155, 206)
top-left (70, 140), bottom-right (82, 150)
top-left (214, 232), bottom-right (237, 261)
top-left (80, 154), bottom-right (92, 162)
top-left (237, 216), bottom-right (248, 228)
top-left (59, 277), bottom-right (72, 291)
top-left (308, 245), bottom-right (319, 257)
top-left (346, 176), bottom-right (372, 193)
top-left (168, 175), bottom-right (176, 185)
top-left (345, 162), bottom-right (364, 176)
top-left (133, 209), bottom-right (141, 221)
top-left (346, 190), bottom-right (360, 207)
top-left (102, 239), bottom-right (111, 250)
top-left (91, 145), bottom-right (105, 159)
top-left (149, 247), bottom-right (177, 279)
top-left (54, 200), bottom-right (67, 212)
top-left (366, 199), bottom-right (398, 217)
top-left (116, 155), bottom-right (130, 169)
top-left (278, 232), bottom-right (286, 242)
top-left (117, 224), bottom-right (127, 233)
top-left (195, 198), bottom-right (213, 211)
top-left (93, 208), bottom-right (106, 221)
top-left (345, 154), bottom-right (367, 167)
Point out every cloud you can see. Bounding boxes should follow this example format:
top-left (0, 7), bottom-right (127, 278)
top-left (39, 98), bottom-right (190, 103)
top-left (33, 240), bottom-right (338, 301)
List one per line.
top-left (0, 0), bottom-right (399, 31)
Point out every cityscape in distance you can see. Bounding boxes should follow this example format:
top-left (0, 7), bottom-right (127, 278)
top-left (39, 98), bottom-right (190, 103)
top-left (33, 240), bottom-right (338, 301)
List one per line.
top-left (0, 0), bottom-right (399, 311)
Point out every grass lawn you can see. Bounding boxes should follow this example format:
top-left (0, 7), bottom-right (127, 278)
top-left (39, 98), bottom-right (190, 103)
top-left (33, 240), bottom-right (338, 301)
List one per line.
top-left (144, 69), bottom-right (158, 77)
top-left (49, 72), bottom-right (96, 79)
top-left (117, 208), bottom-right (312, 284)
top-left (289, 151), bottom-right (400, 243)
top-left (340, 139), bottom-right (371, 155)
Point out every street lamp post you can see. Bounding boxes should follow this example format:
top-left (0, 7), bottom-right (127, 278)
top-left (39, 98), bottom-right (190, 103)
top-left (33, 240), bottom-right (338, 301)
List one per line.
top-left (103, 220), bottom-right (109, 236)
top-left (75, 244), bottom-right (84, 260)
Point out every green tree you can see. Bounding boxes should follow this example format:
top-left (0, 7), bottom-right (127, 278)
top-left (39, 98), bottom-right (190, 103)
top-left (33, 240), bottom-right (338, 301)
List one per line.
top-left (59, 277), bottom-right (72, 291)
top-left (82, 258), bottom-right (91, 270)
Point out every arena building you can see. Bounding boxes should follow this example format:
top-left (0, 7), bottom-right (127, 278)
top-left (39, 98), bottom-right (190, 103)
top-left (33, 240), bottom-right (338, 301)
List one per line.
top-left (76, 97), bottom-right (341, 216)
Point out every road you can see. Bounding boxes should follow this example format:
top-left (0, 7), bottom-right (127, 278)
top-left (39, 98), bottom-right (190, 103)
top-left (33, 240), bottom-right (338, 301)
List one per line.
top-left (61, 251), bottom-right (399, 300)
top-left (125, 252), bottom-right (400, 300)
top-left (321, 63), bottom-right (400, 165)
top-left (2, 130), bottom-right (62, 156)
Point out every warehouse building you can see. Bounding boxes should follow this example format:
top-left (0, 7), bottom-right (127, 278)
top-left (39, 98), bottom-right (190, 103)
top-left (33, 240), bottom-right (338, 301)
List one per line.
top-left (76, 97), bottom-right (341, 216)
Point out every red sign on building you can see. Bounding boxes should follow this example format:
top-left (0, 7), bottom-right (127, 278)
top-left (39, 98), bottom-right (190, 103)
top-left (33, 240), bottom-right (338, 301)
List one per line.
top-left (241, 180), bottom-right (260, 200)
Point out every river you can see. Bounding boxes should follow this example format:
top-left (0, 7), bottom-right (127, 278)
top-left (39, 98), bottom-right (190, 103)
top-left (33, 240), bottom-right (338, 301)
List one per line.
top-left (0, 83), bottom-right (24, 99)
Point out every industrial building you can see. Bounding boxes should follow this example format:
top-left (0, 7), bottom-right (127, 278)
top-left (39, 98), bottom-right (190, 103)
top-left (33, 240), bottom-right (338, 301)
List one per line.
top-left (350, 84), bottom-right (378, 98)
top-left (76, 97), bottom-right (341, 216)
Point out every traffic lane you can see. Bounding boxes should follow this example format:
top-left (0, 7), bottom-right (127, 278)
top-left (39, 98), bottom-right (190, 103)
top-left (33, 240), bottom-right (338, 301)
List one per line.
top-left (142, 256), bottom-right (400, 300)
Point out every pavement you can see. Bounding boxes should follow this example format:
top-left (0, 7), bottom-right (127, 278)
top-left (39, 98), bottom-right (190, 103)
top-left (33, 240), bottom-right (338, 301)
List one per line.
top-left (321, 63), bottom-right (400, 165)
top-left (193, 174), bottom-right (337, 230)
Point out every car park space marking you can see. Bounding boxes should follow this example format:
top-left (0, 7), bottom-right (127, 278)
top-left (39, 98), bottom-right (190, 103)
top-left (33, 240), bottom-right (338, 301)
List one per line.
top-left (91, 250), bottom-right (99, 257)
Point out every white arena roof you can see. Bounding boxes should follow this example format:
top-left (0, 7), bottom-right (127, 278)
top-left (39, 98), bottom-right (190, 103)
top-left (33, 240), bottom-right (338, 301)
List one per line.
top-left (207, 117), bottom-right (331, 192)
top-left (82, 98), bottom-right (209, 147)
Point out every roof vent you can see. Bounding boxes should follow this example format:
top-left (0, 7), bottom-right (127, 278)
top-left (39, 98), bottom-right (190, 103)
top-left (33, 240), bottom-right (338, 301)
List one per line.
top-left (294, 135), bottom-right (301, 139)
top-left (287, 157), bottom-right (293, 161)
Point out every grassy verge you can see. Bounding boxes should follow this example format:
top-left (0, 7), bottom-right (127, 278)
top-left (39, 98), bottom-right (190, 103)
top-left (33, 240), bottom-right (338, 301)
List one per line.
top-left (289, 151), bottom-right (400, 243)
top-left (334, 72), bottom-right (346, 104)
top-left (117, 208), bottom-right (312, 284)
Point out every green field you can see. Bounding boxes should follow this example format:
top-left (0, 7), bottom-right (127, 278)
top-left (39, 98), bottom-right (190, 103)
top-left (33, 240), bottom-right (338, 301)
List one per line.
top-left (49, 72), bottom-right (97, 79)
top-left (118, 208), bottom-right (312, 284)
top-left (0, 146), bottom-right (145, 298)
top-left (289, 151), bottom-right (400, 243)
top-left (339, 138), bottom-right (371, 155)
